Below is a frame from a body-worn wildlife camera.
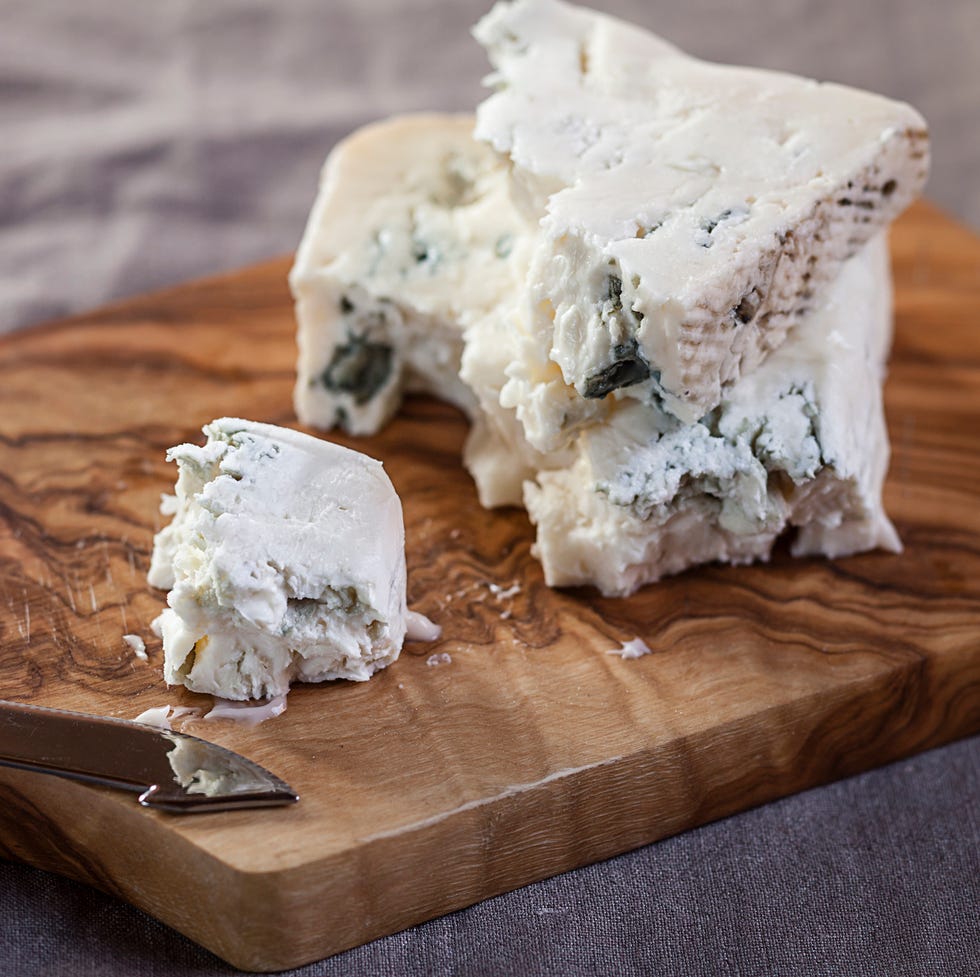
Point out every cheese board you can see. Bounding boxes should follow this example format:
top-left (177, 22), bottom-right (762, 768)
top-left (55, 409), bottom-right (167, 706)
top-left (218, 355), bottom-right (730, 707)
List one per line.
top-left (0, 201), bottom-right (978, 972)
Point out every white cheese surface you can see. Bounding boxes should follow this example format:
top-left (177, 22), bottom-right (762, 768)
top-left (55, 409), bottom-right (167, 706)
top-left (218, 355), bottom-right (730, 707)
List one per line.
top-left (290, 113), bottom-right (531, 437)
top-left (525, 236), bottom-right (900, 596)
top-left (290, 113), bottom-right (559, 508)
top-left (148, 418), bottom-right (409, 700)
top-left (123, 633), bottom-right (148, 661)
top-left (475, 0), bottom-right (929, 445)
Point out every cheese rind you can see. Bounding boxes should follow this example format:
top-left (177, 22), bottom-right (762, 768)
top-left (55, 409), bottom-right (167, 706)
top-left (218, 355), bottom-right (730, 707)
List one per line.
top-left (148, 418), bottom-right (407, 699)
top-left (524, 236), bottom-right (899, 596)
top-left (475, 0), bottom-right (929, 447)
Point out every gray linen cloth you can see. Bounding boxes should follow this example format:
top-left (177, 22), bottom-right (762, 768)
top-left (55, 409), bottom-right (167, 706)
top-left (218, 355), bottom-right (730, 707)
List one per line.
top-left (2, 0), bottom-right (978, 333)
top-left (1, 1), bottom-right (978, 974)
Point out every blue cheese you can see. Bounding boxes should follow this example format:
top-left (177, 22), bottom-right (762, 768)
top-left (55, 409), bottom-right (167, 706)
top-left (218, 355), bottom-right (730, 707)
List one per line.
top-left (290, 113), bottom-right (559, 508)
top-left (475, 0), bottom-right (929, 449)
top-left (147, 418), bottom-right (408, 699)
top-left (524, 237), bottom-right (900, 596)
top-left (287, 2), bottom-right (922, 596)
top-left (290, 113), bottom-right (530, 437)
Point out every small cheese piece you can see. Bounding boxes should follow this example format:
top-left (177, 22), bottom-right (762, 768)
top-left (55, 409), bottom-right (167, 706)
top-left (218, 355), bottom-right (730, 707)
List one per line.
top-left (290, 113), bottom-right (530, 436)
top-left (123, 633), bottom-right (148, 661)
top-left (134, 706), bottom-right (174, 730)
top-left (524, 236), bottom-right (900, 596)
top-left (147, 418), bottom-right (408, 699)
top-left (475, 0), bottom-right (929, 448)
top-left (607, 638), bottom-right (652, 660)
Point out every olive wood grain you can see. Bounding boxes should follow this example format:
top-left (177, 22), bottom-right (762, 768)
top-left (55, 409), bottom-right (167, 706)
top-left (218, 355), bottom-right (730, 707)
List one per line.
top-left (0, 201), bottom-right (978, 971)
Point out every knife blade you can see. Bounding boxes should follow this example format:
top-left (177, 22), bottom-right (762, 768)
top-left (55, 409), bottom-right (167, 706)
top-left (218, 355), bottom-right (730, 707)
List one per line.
top-left (0, 700), bottom-right (299, 813)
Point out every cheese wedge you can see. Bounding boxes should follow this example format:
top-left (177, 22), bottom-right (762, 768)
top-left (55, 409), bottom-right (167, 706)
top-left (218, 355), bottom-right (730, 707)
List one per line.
top-left (290, 113), bottom-right (529, 436)
top-left (148, 419), bottom-right (407, 699)
top-left (290, 113), bottom-right (557, 507)
top-left (476, 0), bottom-right (928, 449)
top-left (524, 236), bottom-right (900, 595)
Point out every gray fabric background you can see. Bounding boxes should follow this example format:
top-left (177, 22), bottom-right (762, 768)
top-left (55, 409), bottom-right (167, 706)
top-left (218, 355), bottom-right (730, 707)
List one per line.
top-left (1, 1), bottom-right (979, 974)
top-left (1, 0), bottom-right (979, 332)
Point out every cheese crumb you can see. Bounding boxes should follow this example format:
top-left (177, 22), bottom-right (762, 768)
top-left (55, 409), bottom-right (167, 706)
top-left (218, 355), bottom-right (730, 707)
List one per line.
top-left (134, 705), bottom-right (173, 729)
top-left (203, 695), bottom-right (288, 726)
top-left (405, 611), bottom-right (442, 642)
top-left (488, 581), bottom-right (521, 599)
top-left (132, 704), bottom-right (204, 729)
top-left (123, 633), bottom-right (148, 661)
top-left (426, 652), bottom-right (453, 667)
top-left (606, 638), bottom-right (653, 660)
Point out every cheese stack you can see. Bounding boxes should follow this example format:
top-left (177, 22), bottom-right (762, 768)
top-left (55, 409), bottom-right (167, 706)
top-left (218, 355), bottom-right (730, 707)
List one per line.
top-left (290, 0), bottom-right (929, 596)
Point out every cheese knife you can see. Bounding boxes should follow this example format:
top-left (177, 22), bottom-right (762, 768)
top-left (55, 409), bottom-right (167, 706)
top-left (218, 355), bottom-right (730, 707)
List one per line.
top-left (0, 700), bottom-right (299, 813)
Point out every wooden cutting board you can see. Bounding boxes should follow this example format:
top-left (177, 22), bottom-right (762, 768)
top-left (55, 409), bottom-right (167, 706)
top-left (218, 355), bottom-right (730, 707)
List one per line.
top-left (1, 201), bottom-right (978, 972)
